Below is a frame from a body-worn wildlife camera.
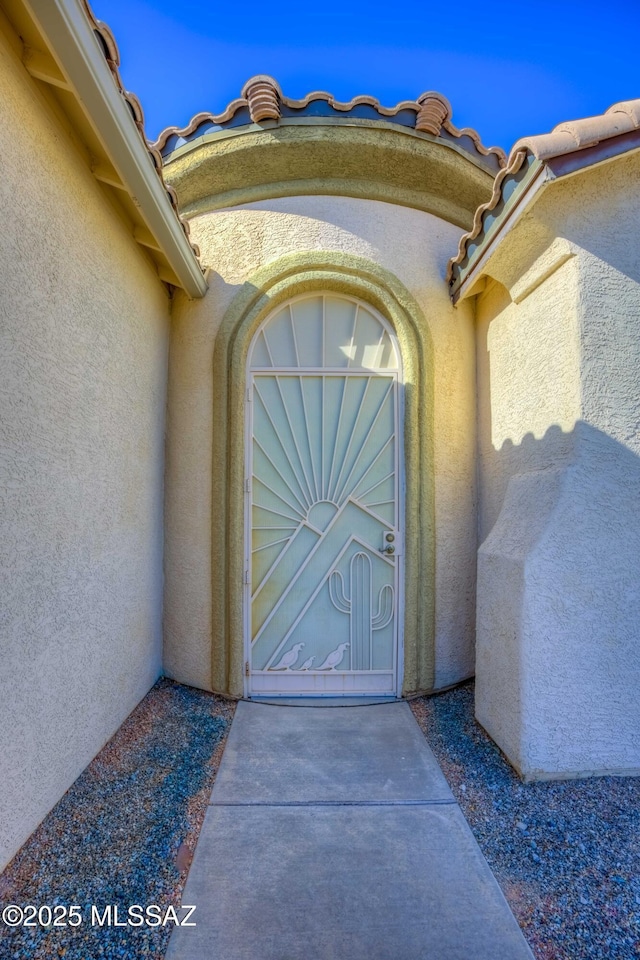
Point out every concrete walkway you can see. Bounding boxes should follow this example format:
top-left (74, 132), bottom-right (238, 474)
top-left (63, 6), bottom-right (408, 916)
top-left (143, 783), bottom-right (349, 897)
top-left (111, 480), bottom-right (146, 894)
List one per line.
top-left (166, 701), bottom-right (534, 960)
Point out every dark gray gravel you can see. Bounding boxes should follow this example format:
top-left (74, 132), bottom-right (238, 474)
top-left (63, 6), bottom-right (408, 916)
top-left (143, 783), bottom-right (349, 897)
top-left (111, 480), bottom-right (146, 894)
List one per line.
top-left (3, 678), bottom-right (638, 959)
top-left (411, 681), bottom-right (640, 960)
top-left (0, 679), bottom-right (234, 960)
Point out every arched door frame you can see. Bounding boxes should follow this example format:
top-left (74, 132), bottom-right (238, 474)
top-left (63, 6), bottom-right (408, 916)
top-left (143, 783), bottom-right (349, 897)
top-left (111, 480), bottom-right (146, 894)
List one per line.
top-left (210, 251), bottom-right (435, 697)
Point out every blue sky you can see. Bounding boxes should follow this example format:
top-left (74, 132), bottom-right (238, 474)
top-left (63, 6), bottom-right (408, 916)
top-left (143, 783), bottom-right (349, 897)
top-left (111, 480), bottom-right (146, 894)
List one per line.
top-left (95, 0), bottom-right (639, 151)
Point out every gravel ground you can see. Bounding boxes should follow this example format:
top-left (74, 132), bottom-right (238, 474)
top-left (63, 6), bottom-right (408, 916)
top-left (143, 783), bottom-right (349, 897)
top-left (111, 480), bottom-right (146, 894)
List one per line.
top-left (3, 678), bottom-right (638, 960)
top-left (410, 681), bottom-right (640, 960)
top-left (0, 678), bottom-right (235, 960)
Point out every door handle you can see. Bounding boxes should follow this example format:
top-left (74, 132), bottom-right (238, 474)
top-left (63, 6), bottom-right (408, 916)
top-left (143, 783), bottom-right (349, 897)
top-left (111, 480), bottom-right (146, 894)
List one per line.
top-left (379, 545), bottom-right (395, 555)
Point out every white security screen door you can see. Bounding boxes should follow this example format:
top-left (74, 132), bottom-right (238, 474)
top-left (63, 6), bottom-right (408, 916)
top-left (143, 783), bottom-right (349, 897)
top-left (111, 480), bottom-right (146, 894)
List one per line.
top-left (245, 294), bottom-right (403, 696)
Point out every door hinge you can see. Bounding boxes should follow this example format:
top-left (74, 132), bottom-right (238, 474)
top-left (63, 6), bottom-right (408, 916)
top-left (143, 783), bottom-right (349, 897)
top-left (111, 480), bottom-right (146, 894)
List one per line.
top-left (246, 387), bottom-right (252, 403)
top-left (244, 569), bottom-right (250, 584)
top-left (245, 660), bottom-right (250, 677)
top-left (245, 478), bottom-right (250, 493)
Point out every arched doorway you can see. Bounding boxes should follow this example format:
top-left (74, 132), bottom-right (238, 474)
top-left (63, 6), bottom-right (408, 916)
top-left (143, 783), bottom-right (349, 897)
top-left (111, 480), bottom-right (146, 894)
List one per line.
top-left (207, 252), bottom-right (434, 698)
top-left (244, 293), bottom-right (403, 697)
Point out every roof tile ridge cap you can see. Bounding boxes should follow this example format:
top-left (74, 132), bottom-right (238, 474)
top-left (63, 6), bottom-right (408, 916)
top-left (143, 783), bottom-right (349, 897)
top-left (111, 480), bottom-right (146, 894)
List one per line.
top-left (511, 129), bottom-right (576, 160)
top-left (281, 90), bottom-right (420, 116)
top-left (442, 118), bottom-right (507, 166)
top-left (606, 98), bottom-right (640, 124)
top-left (445, 147), bottom-right (528, 285)
top-left (152, 101), bottom-right (249, 152)
top-left (81, 0), bottom-right (203, 266)
top-left (553, 113), bottom-right (635, 148)
top-left (513, 98), bottom-right (640, 160)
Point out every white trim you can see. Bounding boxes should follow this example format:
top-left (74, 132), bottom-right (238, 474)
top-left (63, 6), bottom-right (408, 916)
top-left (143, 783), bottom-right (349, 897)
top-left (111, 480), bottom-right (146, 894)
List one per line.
top-left (250, 672), bottom-right (396, 695)
top-left (23, 0), bottom-right (207, 298)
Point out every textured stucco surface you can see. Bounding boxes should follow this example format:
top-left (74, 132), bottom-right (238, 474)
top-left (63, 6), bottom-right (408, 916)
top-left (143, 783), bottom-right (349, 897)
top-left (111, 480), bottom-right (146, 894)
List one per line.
top-left (476, 260), bottom-right (581, 543)
top-left (0, 42), bottom-right (169, 867)
top-left (165, 196), bottom-right (477, 695)
top-left (474, 153), bottom-right (640, 778)
top-left (162, 123), bottom-right (495, 229)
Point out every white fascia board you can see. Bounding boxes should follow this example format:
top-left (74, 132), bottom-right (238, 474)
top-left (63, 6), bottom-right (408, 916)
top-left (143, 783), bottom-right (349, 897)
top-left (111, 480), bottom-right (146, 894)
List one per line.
top-left (23, 0), bottom-right (207, 298)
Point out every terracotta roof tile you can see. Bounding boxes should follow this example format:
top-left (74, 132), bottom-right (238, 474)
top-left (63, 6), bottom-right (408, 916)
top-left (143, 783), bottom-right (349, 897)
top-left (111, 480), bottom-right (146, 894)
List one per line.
top-left (513, 99), bottom-right (640, 160)
top-left (446, 147), bottom-right (528, 284)
top-left (81, 0), bottom-right (201, 260)
top-left (447, 97), bottom-right (640, 290)
top-left (153, 75), bottom-right (506, 172)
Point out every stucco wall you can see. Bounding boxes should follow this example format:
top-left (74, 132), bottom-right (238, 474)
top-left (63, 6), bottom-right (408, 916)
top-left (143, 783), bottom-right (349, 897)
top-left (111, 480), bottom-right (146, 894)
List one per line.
top-left (474, 153), bottom-right (640, 778)
top-left (165, 196), bottom-right (477, 695)
top-left (0, 41), bottom-right (169, 867)
top-left (476, 261), bottom-right (581, 544)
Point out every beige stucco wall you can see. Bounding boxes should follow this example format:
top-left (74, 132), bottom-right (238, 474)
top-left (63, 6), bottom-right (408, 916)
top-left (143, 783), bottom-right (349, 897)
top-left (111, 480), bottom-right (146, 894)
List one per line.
top-left (474, 152), bottom-right (640, 778)
top-left (165, 195), bottom-right (477, 695)
top-left (476, 259), bottom-right (581, 544)
top-left (0, 39), bottom-right (170, 867)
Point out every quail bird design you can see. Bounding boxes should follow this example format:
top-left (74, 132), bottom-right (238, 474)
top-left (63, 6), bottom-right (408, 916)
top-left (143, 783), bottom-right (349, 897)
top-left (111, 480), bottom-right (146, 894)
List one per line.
top-left (299, 656), bottom-right (315, 671)
top-left (316, 642), bottom-right (349, 671)
top-left (270, 642), bottom-right (304, 671)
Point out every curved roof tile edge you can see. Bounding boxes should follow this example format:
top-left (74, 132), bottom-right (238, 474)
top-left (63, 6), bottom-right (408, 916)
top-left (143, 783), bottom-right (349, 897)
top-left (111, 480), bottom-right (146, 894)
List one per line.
top-left (81, 0), bottom-right (201, 260)
top-left (445, 148), bottom-right (528, 285)
top-left (443, 120), bottom-right (504, 160)
top-left (447, 96), bottom-right (640, 288)
top-left (152, 74), bottom-right (507, 169)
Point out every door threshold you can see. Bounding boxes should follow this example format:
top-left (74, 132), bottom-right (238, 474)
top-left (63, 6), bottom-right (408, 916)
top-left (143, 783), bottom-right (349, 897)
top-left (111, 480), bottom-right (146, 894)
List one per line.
top-left (246, 695), bottom-right (401, 707)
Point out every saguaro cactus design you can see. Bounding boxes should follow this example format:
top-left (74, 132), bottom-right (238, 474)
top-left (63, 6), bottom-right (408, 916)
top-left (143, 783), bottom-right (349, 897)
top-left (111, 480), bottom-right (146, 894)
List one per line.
top-left (329, 552), bottom-right (394, 670)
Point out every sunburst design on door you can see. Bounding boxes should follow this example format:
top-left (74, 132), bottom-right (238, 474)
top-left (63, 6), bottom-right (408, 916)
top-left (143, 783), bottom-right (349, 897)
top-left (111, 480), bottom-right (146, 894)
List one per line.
top-left (247, 294), bottom-right (401, 694)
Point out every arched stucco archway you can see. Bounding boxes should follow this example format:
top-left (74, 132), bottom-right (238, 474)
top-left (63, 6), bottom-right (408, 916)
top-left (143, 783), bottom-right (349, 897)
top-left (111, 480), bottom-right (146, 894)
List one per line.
top-left (210, 250), bottom-right (435, 696)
